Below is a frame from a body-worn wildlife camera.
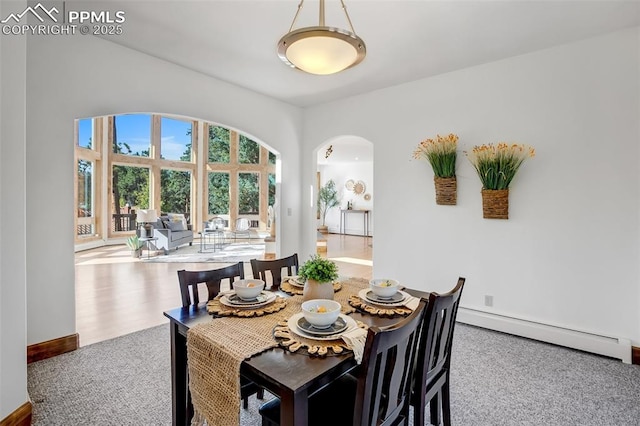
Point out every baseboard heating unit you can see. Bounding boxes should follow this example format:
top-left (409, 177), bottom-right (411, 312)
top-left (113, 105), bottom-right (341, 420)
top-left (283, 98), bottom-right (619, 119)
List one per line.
top-left (457, 307), bottom-right (631, 364)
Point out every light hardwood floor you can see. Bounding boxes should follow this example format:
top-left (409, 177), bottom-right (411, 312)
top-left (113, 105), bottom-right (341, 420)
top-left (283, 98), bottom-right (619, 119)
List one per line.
top-left (75, 233), bottom-right (372, 346)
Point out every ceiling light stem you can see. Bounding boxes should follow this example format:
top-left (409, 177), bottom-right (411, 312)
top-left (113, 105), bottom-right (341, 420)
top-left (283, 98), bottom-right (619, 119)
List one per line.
top-left (319, 0), bottom-right (325, 26)
top-left (340, 0), bottom-right (357, 34)
top-left (289, 0), bottom-right (305, 32)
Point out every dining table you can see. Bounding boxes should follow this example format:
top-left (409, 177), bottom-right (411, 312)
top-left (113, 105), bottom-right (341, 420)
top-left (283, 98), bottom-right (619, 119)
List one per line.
top-left (163, 277), bottom-right (429, 426)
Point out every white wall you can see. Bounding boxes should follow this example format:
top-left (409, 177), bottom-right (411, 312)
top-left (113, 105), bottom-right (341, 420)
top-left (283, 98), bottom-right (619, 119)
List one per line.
top-left (303, 28), bottom-right (640, 349)
top-left (25, 33), bottom-right (303, 345)
top-left (0, 0), bottom-right (28, 418)
top-left (318, 162), bottom-right (374, 235)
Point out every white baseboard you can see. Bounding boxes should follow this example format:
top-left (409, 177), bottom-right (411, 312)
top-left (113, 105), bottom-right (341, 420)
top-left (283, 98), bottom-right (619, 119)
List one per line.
top-left (457, 306), bottom-right (632, 364)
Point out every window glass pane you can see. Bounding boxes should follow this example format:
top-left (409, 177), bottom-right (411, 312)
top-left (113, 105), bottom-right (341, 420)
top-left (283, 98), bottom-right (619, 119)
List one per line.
top-left (208, 125), bottom-right (230, 163)
top-left (239, 173), bottom-right (259, 214)
top-left (268, 173), bottom-right (276, 207)
top-left (77, 160), bottom-right (93, 217)
top-left (78, 119), bottom-right (93, 149)
top-left (269, 151), bottom-right (276, 165)
top-left (239, 135), bottom-right (260, 164)
top-left (112, 165), bottom-right (149, 232)
top-left (161, 117), bottom-right (192, 161)
top-left (161, 169), bottom-right (191, 216)
top-left (208, 172), bottom-right (229, 215)
top-left (113, 114), bottom-right (151, 157)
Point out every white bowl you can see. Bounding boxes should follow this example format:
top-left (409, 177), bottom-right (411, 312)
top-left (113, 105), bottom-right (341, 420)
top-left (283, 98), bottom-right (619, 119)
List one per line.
top-left (301, 299), bottom-right (341, 329)
top-left (369, 278), bottom-right (400, 298)
top-left (233, 279), bottom-right (265, 300)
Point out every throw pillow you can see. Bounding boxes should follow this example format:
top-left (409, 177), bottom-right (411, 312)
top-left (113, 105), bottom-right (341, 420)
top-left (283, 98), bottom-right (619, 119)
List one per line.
top-left (167, 221), bottom-right (185, 231)
top-left (168, 213), bottom-right (188, 230)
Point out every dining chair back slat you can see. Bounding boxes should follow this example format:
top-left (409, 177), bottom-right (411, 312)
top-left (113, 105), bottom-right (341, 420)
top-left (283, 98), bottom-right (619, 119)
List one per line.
top-left (250, 254), bottom-right (299, 290)
top-left (177, 262), bottom-right (245, 308)
top-left (412, 277), bottom-right (466, 426)
top-left (357, 302), bottom-right (425, 426)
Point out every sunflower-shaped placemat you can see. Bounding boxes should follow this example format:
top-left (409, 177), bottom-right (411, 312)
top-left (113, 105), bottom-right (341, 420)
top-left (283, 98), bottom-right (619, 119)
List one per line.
top-left (280, 279), bottom-right (342, 296)
top-left (348, 295), bottom-right (413, 317)
top-left (207, 296), bottom-right (288, 318)
top-left (272, 319), bottom-right (367, 357)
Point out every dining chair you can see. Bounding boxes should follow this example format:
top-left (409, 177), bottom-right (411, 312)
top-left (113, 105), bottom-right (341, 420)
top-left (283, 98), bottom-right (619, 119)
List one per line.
top-left (250, 253), bottom-right (299, 290)
top-left (177, 262), bottom-right (245, 308)
top-left (176, 262), bottom-right (264, 408)
top-left (258, 300), bottom-right (427, 426)
top-left (411, 277), bottom-right (466, 426)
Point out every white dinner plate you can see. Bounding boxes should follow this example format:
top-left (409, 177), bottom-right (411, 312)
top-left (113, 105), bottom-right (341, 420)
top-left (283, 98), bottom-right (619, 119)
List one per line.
top-left (283, 275), bottom-right (305, 288)
top-left (297, 315), bottom-right (348, 336)
top-left (358, 289), bottom-right (410, 307)
top-left (365, 290), bottom-right (405, 304)
top-left (287, 313), bottom-right (356, 341)
top-left (220, 291), bottom-right (277, 309)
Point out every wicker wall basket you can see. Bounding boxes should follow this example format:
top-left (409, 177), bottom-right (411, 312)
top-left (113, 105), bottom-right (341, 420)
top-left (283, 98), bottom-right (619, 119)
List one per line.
top-left (481, 188), bottom-right (509, 219)
top-left (434, 177), bottom-right (457, 205)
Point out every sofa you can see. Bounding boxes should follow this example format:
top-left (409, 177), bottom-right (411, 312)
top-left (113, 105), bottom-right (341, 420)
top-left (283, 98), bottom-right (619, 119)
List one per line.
top-left (152, 213), bottom-right (193, 255)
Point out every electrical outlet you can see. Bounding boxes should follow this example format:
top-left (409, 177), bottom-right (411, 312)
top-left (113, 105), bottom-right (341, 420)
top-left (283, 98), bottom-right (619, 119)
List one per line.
top-left (287, 207), bottom-right (292, 216)
top-left (484, 295), bottom-right (493, 307)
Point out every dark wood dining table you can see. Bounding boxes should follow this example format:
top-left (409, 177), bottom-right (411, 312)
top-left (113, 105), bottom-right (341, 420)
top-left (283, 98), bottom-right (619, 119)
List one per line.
top-left (163, 286), bottom-right (429, 426)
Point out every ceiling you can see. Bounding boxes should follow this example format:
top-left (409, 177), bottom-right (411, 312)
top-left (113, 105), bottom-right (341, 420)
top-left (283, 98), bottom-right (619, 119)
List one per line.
top-left (102, 1), bottom-right (640, 108)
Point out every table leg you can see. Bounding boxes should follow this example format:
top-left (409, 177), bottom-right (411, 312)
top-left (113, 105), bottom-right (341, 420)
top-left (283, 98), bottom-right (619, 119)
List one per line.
top-left (280, 390), bottom-right (309, 426)
top-left (363, 212), bottom-right (366, 237)
top-left (170, 322), bottom-right (192, 426)
top-left (365, 211), bottom-right (369, 237)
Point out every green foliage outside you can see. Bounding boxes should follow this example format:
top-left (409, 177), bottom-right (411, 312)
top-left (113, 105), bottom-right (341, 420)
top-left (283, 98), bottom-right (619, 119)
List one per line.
top-left (239, 135), bottom-right (260, 164)
top-left (268, 173), bottom-right (276, 207)
top-left (77, 160), bottom-right (92, 216)
top-left (208, 172), bottom-right (229, 215)
top-left (209, 126), bottom-right (230, 163)
top-left (239, 173), bottom-right (259, 214)
top-left (161, 170), bottom-right (191, 214)
top-left (113, 164), bottom-right (150, 210)
top-left (108, 117), bottom-right (273, 218)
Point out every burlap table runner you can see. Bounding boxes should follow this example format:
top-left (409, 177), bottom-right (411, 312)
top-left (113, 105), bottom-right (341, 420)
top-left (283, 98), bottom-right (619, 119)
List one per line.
top-left (186, 277), bottom-right (368, 426)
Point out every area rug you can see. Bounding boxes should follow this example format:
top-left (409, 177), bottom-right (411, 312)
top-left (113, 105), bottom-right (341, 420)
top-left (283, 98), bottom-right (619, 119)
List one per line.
top-left (28, 323), bottom-right (640, 425)
top-left (143, 240), bottom-right (265, 263)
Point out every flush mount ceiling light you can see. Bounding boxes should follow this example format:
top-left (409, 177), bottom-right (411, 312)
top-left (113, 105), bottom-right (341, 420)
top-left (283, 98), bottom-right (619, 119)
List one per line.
top-left (277, 0), bottom-right (366, 75)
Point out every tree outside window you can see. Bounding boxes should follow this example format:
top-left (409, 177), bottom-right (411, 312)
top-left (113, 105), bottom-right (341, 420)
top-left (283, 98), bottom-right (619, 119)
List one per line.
top-left (239, 135), bottom-right (260, 164)
top-left (239, 173), bottom-right (259, 214)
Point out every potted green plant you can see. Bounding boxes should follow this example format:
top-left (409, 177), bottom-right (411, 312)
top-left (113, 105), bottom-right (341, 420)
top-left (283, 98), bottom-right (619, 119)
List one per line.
top-left (466, 142), bottom-right (535, 219)
top-left (298, 255), bottom-right (339, 301)
top-left (317, 179), bottom-right (340, 234)
top-left (126, 235), bottom-right (144, 258)
top-left (413, 133), bottom-right (458, 205)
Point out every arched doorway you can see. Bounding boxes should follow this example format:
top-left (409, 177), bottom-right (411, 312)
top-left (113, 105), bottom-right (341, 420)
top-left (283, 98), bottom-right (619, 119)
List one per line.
top-left (314, 136), bottom-right (373, 279)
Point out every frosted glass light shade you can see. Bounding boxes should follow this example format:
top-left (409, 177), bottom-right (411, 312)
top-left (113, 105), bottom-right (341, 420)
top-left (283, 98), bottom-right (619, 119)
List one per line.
top-left (278, 27), bottom-right (366, 75)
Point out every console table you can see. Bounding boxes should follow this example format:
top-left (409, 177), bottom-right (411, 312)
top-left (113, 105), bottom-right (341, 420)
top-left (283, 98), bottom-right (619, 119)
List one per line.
top-left (339, 209), bottom-right (370, 237)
